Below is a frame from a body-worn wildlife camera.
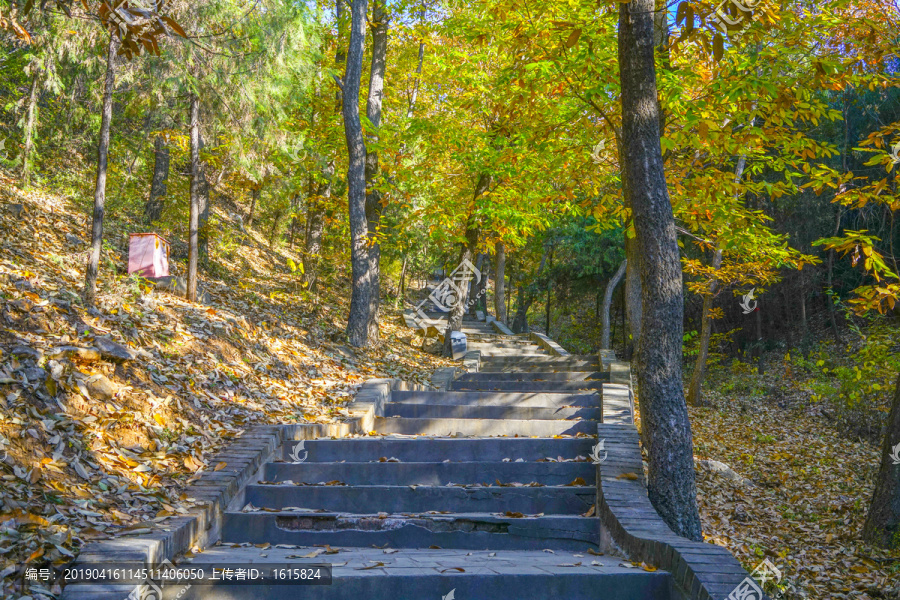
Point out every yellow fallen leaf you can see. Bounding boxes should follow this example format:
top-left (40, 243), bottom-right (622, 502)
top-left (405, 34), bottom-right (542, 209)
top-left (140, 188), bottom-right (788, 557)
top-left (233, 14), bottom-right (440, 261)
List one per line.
top-left (616, 472), bottom-right (639, 480)
top-left (214, 462), bottom-right (227, 471)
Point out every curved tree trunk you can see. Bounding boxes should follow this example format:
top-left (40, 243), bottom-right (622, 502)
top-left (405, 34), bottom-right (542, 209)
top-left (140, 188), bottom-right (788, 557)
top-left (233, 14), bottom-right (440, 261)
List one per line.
top-left (863, 373), bottom-right (900, 548)
top-left (83, 35), bottom-right (119, 306)
top-left (601, 259), bottom-right (627, 350)
top-left (494, 242), bottom-right (507, 323)
top-left (144, 134), bottom-right (169, 224)
top-left (686, 248), bottom-right (723, 406)
top-left (343, 0), bottom-right (372, 347)
top-left (619, 0), bottom-right (702, 541)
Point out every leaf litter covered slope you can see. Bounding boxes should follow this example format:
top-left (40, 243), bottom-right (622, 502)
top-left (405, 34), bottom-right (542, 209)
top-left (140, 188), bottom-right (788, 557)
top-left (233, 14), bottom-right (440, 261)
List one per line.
top-left (638, 365), bottom-right (900, 600)
top-left (0, 173), bottom-right (452, 598)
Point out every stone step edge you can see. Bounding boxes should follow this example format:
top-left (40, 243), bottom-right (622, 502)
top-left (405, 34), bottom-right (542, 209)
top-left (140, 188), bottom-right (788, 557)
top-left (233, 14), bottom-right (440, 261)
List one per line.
top-left (59, 377), bottom-right (430, 600)
top-left (599, 363), bottom-right (769, 600)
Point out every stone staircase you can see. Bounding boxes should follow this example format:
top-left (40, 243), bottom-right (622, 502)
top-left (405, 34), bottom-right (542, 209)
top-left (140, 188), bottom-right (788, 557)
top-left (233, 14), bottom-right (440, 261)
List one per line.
top-left (161, 318), bottom-right (682, 599)
top-left (62, 308), bottom-right (763, 600)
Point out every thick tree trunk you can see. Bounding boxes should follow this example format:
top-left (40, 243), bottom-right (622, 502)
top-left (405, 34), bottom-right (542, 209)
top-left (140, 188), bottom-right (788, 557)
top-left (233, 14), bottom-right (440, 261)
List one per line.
top-left (83, 36), bottom-right (118, 306)
top-left (343, 0), bottom-right (373, 347)
top-left (618, 0), bottom-right (702, 541)
top-left (187, 91), bottom-right (202, 303)
top-left (358, 0), bottom-right (390, 345)
top-left (601, 259), bottom-right (627, 350)
top-left (144, 135), bottom-right (169, 224)
top-left (494, 242), bottom-right (507, 323)
top-left (863, 374), bottom-right (900, 548)
top-left (624, 232), bottom-right (642, 359)
top-left (20, 71), bottom-right (39, 186)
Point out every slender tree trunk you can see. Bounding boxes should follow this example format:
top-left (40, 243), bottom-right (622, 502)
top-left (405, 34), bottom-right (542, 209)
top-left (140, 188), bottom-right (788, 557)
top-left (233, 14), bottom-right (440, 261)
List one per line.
top-left (304, 171), bottom-right (331, 290)
top-left (618, 0), bottom-right (702, 541)
top-left (358, 0), bottom-right (390, 345)
top-left (198, 138), bottom-right (211, 264)
top-left (511, 249), bottom-right (549, 334)
top-left (494, 241), bottom-right (507, 323)
top-left (83, 36), bottom-right (119, 306)
top-left (687, 154), bottom-right (746, 405)
top-left (863, 374), bottom-right (900, 548)
top-left (20, 71), bottom-right (39, 186)
top-left (601, 259), bottom-right (627, 350)
top-left (686, 248), bottom-right (723, 406)
top-left (144, 135), bottom-right (169, 224)
top-left (395, 254), bottom-right (408, 308)
top-left (469, 253), bottom-right (485, 315)
top-left (247, 186), bottom-right (259, 228)
top-left (343, 0), bottom-right (373, 347)
top-left (545, 247), bottom-right (553, 333)
top-left (187, 91), bottom-right (202, 302)
top-left (826, 206), bottom-right (842, 344)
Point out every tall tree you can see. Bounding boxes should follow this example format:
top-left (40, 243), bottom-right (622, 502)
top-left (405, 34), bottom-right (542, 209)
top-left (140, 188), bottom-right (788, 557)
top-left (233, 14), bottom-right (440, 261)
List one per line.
top-left (82, 34), bottom-right (119, 306)
top-left (343, 0), bottom-right (372, 346)
top-left (187, 90), bottom-right (202, 303)
top-left (494, 241), bottom-right (507, 323)
top-left (618, 0), bottom-right (702, 541)
top-left (601, 259), bottom-right (627, 350)
top-left (144, 134), bottom-right (169, 224)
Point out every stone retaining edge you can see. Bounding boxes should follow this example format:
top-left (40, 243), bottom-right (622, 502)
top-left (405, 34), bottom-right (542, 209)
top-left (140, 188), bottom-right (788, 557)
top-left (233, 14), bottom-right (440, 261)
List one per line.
top-left (598, 361), bottom-right (769, 600)
top-left (60, 377), bottom-right (428, 600)
top-left (529, 331), bottom-right (570, 356)
top-left (490, 319), bottom-right (514, 335)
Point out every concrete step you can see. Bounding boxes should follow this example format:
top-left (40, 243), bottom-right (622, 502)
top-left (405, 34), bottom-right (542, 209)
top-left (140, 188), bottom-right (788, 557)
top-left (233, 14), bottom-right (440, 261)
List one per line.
top-left (480, 354), bottom-right (600, 366)
top-left (158, 547), bottom-right (674, 600)
top-left (391, 390), bottom-right (599, 408)
top-left (278, 438), bottom-right (598, 463)
top-left (474, 350), bottom-right (550, 357)
top-left (449, 380), bottom-right (605, 392)
top-left (263, 461), bottom-right (596, 486)
top-left (375, 417), bottom-right (599, 437)
top-left (456, 371), bottom-right (608, 382)
top-left (222, 512), bottom-right (600, 551)
top-left (384, 403), bottom-right (603, 421)
top-left (468, 341), bottom-right (540, 349)
top-left (242, 484), bottom-right (595, 515)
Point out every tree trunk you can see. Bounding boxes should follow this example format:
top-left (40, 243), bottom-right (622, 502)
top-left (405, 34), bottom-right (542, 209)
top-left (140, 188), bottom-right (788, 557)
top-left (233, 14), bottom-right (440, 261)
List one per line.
top-left (469, 253), bottom-right (485, 315)
top-left (304, 170), bottom-right (331, 291)
top-left (511, 249), bottom-right (549, 334)
top-left (442, 218), bottom-right (481, 356)
top-left (395, 254), bottom-right (408, 308)
top-left (601, 259), bottom-right (627, 350)
top-left (198, 138), bottom-right (211, 264)
top-left (20, 71), bottom-right (39, 186)
top-left (863, 373), bottom-right (900, 548)
top-left (618, 0), bottom-right (702, 541)
top-left (545, 247), bottom-right (553, 333)
top-left (494, 241), bottom-right (507, 323)
top-left (343, 0), bottom-right (373, 347)
top-left (687, 153), bottom-right (746, 405)
top-left (686, 248), bottom-right (723, 406)
top-left (247, 186), bottom-right (260, 228)
top-left (187, 91), bottom-right (202, 303)
top-left (358, 0), bottom-right (390, 345)
top-left (83, 35), bottom-right (118, 306)
top-left (826, 206), bottom-right (842, 345)
top-left (144, 134), bottom-right (169, 224)
top-left (624, 231), bottom-right (642, 359)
